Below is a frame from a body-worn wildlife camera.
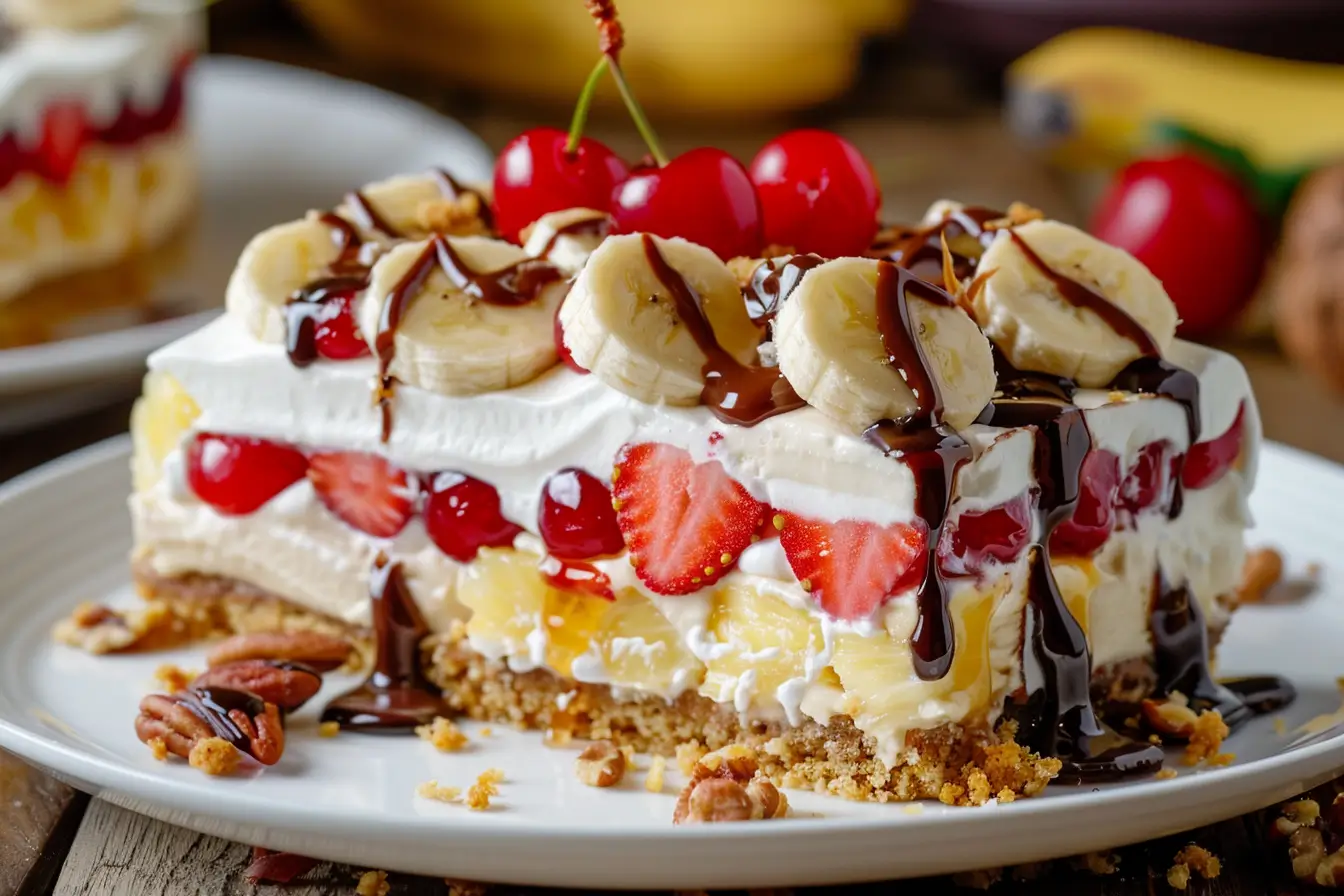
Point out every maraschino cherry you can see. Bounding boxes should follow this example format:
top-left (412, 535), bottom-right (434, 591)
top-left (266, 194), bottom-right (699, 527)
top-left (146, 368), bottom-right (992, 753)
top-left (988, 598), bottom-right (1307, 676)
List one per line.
top-left (749, 129), bottom-right (881, 258)
top-left (493, 127), bottom-right (629, 245)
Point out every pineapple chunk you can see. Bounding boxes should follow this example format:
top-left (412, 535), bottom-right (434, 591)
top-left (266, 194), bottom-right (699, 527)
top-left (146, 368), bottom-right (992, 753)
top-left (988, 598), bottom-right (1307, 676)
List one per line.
top-left (130, 371), bottom-right (199, 492)
top-left (700, 584), bottom-right (823, 709)
top-left (1051, 556), bottom-right (1100, 640)
top-left (457, 548), bottom-right (548, 664)
top-left (598, 589), bottom-right (703, 694)
top-left (545, 588), bottom-right (608, 678)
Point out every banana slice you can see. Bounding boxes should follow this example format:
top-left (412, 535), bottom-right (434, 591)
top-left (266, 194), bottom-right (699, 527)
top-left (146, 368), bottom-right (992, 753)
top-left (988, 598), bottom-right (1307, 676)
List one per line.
top-left (973, 219), bottom-right (1177, 387)
top-left (357, 236), bottom-right (565, 396)
top-left (338, 172), bottom-right (492, 239)
top-left (522, 208), bottom-right (611, 275)
top-left (224, 217), bottom-right (349, 343)
top-left (559, 233), bottom-right (760, 406)
top-left (773, 256), bottom-right (996, 432)
top-left (921, 199), bottom-right (965, 226)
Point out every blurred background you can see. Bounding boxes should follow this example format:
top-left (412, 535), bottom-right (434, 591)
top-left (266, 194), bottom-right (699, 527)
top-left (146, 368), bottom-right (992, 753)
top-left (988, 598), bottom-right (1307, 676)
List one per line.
top-left (3, 0), bottom-right (1344, 477)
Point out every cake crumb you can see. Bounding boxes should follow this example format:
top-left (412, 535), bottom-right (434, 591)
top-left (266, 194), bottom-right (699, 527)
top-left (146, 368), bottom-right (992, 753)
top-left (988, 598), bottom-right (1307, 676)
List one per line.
top-left (1156, 768), bottom-right (1179, 780)
top-left (355, 870), bottom-right (389, 896)
top-left (188, 737), bottom-right (240, 776)
top-left (1274, 716), bottom-right (1288, 735)
top-left (318, 721), bottom-right (340, 738)
top-left (466, 769), bottom-right (503, 810)
top-left (416, 780), bottom-right (462, 803)
top-left (445, 880), bottom-right (488, 896)
top-left (937, 730), bottom-right (1062, 806)
top-left (153, 664), bottom-right (196, 692)
top-left (676, 741), bottom-right (707, 776)
top-left (645, 755), bottom-right (667, 793)
top-left (479, 727), bottom-right (493, 737)
top-left (1168, 845), bottom-right (1221, 889)
top-left (417, 717), bottom-right (469, 752)
top-left (619, 743), bottom-right (638, 770)
top-left (147, 737), bottom-right (168, 762)
top-left (1182, 710), bottom-right (1231, 766)
top-left (1081, 851), bottom-right (1119, 875)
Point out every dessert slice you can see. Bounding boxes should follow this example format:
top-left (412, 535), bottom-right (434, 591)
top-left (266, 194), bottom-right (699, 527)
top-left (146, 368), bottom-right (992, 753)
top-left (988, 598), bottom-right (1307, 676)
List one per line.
top-left (123, 160), bottom-right (1276, 800)
top-left (0, 0), bottom-right (198, 306)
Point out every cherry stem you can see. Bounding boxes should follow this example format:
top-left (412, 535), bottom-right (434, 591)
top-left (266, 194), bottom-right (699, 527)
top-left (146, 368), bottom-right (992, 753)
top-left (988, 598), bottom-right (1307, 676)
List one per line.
top-left (565, 56), bottom-right (610, 155)
top-left (605, 54), bottom-right (668, 167)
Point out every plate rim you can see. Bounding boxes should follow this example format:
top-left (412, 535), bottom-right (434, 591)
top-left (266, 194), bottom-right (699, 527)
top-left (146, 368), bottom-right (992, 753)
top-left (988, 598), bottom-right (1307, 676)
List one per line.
top-left (1, 436), bottom-right (1342, 886)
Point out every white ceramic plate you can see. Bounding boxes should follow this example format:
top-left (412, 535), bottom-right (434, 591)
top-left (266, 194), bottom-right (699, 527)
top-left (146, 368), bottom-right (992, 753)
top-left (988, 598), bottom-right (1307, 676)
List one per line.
top-left (0, 56), bottom-right (492, 429)
top-left (0, 439), bottom-right (1341, 890)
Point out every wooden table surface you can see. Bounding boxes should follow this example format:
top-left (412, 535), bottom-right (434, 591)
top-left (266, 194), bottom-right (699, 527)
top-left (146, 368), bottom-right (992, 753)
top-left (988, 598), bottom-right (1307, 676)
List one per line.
top-left (5, 22), bottom-right (1344, 893)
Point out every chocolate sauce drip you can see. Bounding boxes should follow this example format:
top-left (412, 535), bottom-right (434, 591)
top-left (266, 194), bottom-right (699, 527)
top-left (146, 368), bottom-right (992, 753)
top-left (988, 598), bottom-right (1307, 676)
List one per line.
top-left (374, 236), bottom-right (562, 441)
top-left (743, 254), bottom-right (825, 323)
top-left (640, 234), bottom-right (805, 426)
top-left (320, 556), bottom-right (449, 732)
top-left (283, 275), bottom-right (369, 368)
top-left (316, 212), bottom-right (369, 273)
top-left (1111, 357), bottom-right (1202, 517)
top-left (177, 687), bottom-right (266, 753)
top-left (1149, 571), bottom-right (1269, 730)
top-left (1219, 676), bottom-right (1297, 715)
top-left (861, 262), bottom-right (973, 679)
top-left (870, 206), bottom-right (999, 284)
top-left (538, 215), bottom-right (612, 259)
top-left (1007, 231), bottom-right (1159, 358)
top-left (344, 189), bottom-right (401, 239)
top-left (433, 168), bottom-right (495, 231)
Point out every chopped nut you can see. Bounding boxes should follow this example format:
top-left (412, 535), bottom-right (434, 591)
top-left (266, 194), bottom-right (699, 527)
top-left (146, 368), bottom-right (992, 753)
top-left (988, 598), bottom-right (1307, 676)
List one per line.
top-left (1166, 862), bottom-right (1191, 890)
top-left (684, 778), bottom-right (754, 823)
top-left (355, 869), bottom-right (390, 896)
top-left (207, 630), bottom-right (353, 673)
top-left (645, 755), bottom-right (667, 793)
top-left (575, 741), bottom-right (626, 788)
top-left (1141, 692), bottom-right (1200, 738)
top-left (153, 664), bottom-right (196, 693)
top-left (416, 780), bottom-right (462, 803)
top-left (673, 744), bottom-right (786, 824)
top-left (318, 721), bottom-right (340, 738)
top-left (1237, 547), bottom-right (1283, 604)
top-left (53, 601), bottom-right (177, 654)
top-left (1173, 845), bottom-right (1221, 881)
top-left (1290, 825), bottom-right (1327, 881)
top-left (188, 737), bottom-right (241, 776)
top-left (416, 717), bottom-right (469, 752)
top-left (147, 737), bottom-right (168, 761)
top-left (1285, 799), bottom-right (1322, 826)
top-left (418, 193), bottom-right (491, 237)
top-left (746, 778), bottom-right (789, 819)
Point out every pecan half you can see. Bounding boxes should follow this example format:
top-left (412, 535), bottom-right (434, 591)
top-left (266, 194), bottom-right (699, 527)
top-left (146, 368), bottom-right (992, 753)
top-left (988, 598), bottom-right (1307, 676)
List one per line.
top-left (135, 688), bottom-right (285, 768)
top-left (135, 692), bottom-right (213, 759)
top-left (207, 631), bottom-right (353, 672)
top-left (190, 660), bottom-right (322, 713)
top-left (672, 745), bottom-right (788, 824)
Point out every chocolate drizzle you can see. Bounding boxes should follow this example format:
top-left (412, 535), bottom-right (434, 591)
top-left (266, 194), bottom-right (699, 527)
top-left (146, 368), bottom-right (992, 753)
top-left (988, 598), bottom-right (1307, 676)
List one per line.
top-left (374, 236), bottom-right (561, 440)
top-left (320, 556), bottom-right (449, 732)
top-left (283, 213), bottom-right (378, 367)
top-left (743, 254), bottom-right (825, 323)
top-left (870, 206), bottom-right (999, 284)
top-left (537, 214), bottom-right (612, 259)
top-left (177, 687), bottom-right (267, 753)
top-left (640, 234), bottom-right (805, 426)
top-left (344, 189), bottom-right (401, 239)
top-left (432, 168), bottom-right (495, 232)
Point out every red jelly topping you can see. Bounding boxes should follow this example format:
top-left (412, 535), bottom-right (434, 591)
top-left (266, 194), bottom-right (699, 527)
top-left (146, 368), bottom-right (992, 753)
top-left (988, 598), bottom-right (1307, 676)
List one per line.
top-left (538, 468), bottom-right (624, 560)
top-left (423, 472), bottom-right (523, 562)
top-left (938, 491), bottom-right (1034, 577)
top-left (540, 556), bottom-right (616, 600)
top-left (186, 433), bottom-right (308, 516)
top-left (1050, 449), bottom-right (1121, 557)
top-left (311, 288), bottom-right (370, 361)
top-left (1183, 402), bottom-right (1246, 490)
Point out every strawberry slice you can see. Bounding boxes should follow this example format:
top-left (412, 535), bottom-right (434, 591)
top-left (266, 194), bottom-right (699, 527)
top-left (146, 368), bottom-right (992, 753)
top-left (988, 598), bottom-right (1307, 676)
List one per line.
top-left (777, 512), bottom-right (926, 622)
top-left (39, 100), bottom-right (87, 185)
top-left (307, 451), bottom-right (415, 538)
top-left (612, 442), bottom-right (767, 596)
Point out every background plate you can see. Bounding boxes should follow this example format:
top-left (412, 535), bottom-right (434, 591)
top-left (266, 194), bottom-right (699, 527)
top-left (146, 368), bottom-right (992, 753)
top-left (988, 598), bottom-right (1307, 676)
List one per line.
top-left (0, 55), bottom-right (492, 427)
top-left (0, 439), bottom-right (1340, 890)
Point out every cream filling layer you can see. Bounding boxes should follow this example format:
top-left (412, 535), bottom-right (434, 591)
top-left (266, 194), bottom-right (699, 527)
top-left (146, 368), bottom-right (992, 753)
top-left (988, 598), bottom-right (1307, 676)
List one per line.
top-left (0, 128), bottom-right (197, 302)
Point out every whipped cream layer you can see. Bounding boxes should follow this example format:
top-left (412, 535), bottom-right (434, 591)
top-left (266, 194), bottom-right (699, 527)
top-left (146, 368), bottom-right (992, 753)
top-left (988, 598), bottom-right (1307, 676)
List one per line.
top-left (134, 311), bottom-right (1259, 758)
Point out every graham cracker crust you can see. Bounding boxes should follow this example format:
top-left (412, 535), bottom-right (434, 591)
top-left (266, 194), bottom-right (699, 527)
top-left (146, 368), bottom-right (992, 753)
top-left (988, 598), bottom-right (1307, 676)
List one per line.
top-left (128, 566), bottom-right (1234, 804)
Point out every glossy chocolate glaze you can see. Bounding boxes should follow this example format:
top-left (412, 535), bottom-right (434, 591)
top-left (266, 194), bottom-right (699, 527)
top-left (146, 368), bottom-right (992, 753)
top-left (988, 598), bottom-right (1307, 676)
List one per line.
top-left (870, 206), bottom-right (999, 284)
top-left (178, 687), bottom-right (266, 754)
top-left (743, 253), bottom-right (825, 323)
top-left (283, 213), bottom-right (376, 366)
top-left (641, 234), bottom-right (805, 426)
top-left (320, 556), bottom-right (449, 732)
top-left (537, 214), bottom-right (612, 259)
top-left (344, 189), bottom-right (400, 239)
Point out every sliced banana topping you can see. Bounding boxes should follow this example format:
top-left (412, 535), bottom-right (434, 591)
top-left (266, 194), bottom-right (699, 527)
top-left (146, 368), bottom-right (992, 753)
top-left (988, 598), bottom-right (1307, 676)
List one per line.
top-left (337, 172), bottom-right (492, 240)
top-left (773, 256), bottom-right (996, 432)
top-left (973, 219), bottom-right (1178, 387)
top-left (522, 208), bottom-right (612, 275)
top-left (560, 233), bottom-right (760, 406)
top-left (358, 236), bottom-right (565, 396)
top-left (225, 217), bottom-right (350, 343)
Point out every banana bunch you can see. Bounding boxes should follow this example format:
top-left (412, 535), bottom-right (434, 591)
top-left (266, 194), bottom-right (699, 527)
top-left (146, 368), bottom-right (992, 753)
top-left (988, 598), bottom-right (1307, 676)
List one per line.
top-left (356, 236), bottom-right (567, 396)
top-left (972, 219), bottom-right (1177, 387)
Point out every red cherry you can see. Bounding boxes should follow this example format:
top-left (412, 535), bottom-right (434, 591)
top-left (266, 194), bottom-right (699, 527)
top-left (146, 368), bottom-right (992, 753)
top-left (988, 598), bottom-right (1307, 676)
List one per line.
top-left (492, 127), bottom-right (629, 244)
top-left (1117, 440), bottom-right (1177, 522)
top-left (423, 472), bottom-right (523, 562)
top-left (748, 129), bottom-right (881, 258)
top-left (1183, 402), bottom-right (1246, 490)
top-left (538, 468), bottom-right (624, 560)
top-left (38, 100), bottom-right (87, 185)
top-left (1090, 153), bottom-right (1264, 337)
top-left (938, 491), bottom-right (1034, 577)
top-left (611, 148), bottom-right (763, 260)
top-left (313, 289), bottom-right (370, 360)
top-left (186, 433), bottom-right (308, 516)
top-left (1051, 449), bottom-right (1121, 556)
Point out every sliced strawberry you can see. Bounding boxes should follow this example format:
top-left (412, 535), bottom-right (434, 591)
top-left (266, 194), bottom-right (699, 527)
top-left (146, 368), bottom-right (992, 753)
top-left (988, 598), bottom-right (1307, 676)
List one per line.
top-left (307, 451), bottom-right (414, 538)
top-left (778, 512), bottom-right (926, 622)
top-left (39, 100), bottom-right (87, 185)
top-left (612, 442), bottom-right (767, 596)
